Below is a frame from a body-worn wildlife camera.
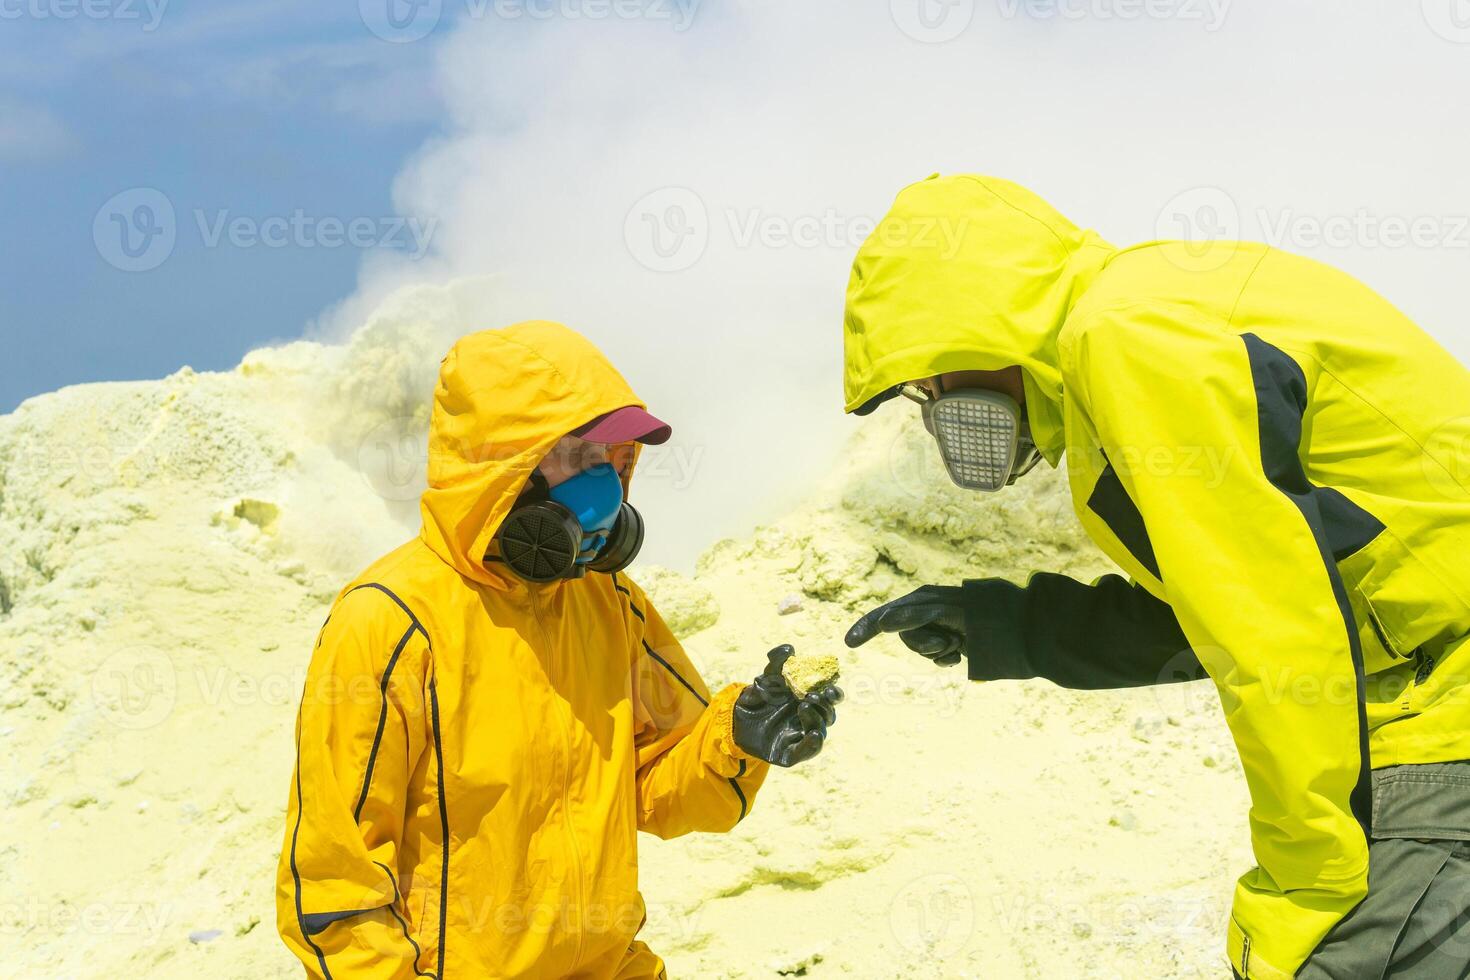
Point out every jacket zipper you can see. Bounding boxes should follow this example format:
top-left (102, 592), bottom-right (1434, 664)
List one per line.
top-left (1366, 606), bottom-right (1400, 659)
top-left (1415, 647), bottom-right (1437, 685)
top-left (527, 587), bottom-right (588, 972)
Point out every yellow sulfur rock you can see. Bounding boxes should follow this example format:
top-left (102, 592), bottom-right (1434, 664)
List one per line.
top-left (781, 653), bottom-right (841, 699)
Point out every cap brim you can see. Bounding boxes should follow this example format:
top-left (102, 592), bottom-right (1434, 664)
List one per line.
top-left (851, 387), bottom-right (900, 416)
top-left (573, 405), bottom-right (672, 445)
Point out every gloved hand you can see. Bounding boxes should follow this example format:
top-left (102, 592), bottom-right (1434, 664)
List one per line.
top-left (844, 585), bottom-right (966, 666)
top-left (732, 645), bottom-right (842, 767)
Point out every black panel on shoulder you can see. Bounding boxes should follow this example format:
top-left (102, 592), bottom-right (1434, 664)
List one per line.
top-left (1086, 457), bottom-right (1162, 580)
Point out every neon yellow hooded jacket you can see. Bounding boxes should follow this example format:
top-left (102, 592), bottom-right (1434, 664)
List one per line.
top-left (277, 321), bottom-right (768, 979)
top-left (844, 175), bottom-right (1470, 979)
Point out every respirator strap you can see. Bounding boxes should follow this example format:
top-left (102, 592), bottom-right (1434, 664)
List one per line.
top-left (522, 468), bottom-right (551, 502)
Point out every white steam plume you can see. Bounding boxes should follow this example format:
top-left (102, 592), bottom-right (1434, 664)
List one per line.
top-left (321, 1), bottom-right (1470, 567)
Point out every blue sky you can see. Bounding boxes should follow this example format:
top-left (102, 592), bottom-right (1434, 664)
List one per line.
top-left (0, 0), bottom-right (448, 412)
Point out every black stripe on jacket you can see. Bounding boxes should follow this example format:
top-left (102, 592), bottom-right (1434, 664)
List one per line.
top-left (1242, 332), bottom-right (1374, 840)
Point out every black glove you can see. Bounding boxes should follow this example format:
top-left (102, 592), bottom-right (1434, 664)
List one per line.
top-left (732, 645), bottom-right (842, 768)
top-left (844, 585), bottom-right (967, 666)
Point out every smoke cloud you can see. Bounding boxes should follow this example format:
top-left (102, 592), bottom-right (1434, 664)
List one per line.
top-left (320, 1), bottom-right (1470, 566)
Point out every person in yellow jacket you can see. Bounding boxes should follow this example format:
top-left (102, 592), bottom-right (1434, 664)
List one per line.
top-left (842, 175), bottom-right (1470, 979)
top-left (276, 321), bottom-right (841, 979)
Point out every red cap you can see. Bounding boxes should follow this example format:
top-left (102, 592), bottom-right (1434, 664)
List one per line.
top-left (572, 405), bottom-right (672, 445)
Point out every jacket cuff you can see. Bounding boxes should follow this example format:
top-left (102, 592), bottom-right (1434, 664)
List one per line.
top-left (1228, 918), bottom-right (1295, 980)
top-left (709, 683), bottom-right (755, 764)
top-left (961, 578), bottom-right (1033, 682)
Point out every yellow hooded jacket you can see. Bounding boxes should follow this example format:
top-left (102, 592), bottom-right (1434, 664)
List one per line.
top-left (277, 322), bottom-right (768, 979)
top-left (844, 175), bottom-right (1470, 979)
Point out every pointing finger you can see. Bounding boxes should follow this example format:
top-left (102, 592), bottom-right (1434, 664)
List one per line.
top-left (845, 599), bottom-right (947, 648)
top-left (845, 592), bottom-right (927, 647)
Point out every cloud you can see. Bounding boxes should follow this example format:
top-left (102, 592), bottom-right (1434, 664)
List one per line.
top-left (0, 99), bottom-right (78, 161)
top-left (0, 3), bottom-right (436, 128)
top-left (211, 39), bottom-right (439, 125)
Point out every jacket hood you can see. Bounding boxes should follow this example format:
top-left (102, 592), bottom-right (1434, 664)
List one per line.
top-left (419, 321), bottom-right (647, 588)
top-left (842, 174), bottom-right (1114, 463)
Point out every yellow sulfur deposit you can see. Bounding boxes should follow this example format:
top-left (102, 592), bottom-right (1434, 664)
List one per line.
top-left (0, 296), bottom-right (1251, 979)
top-left (781, 653), bottom-right (841, 699)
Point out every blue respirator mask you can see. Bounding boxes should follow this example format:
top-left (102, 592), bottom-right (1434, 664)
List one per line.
top-left (492, 463), bottom-right (646, 582)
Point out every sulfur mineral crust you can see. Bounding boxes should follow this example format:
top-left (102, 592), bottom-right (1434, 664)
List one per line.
top-left (781, 653), bottom-right (841, 699)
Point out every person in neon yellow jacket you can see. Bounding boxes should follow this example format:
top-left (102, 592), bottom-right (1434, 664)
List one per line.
top-left (276, 321), bottom-right (840, 979)
top-left (842, 174), bottom-right (1470, 979)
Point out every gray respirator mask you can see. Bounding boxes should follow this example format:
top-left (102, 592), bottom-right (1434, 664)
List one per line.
top-left (903, 384), bottom-right (1043, 492)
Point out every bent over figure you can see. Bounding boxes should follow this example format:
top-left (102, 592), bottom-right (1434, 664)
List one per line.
top-left (843, 174), bottom-right (1470, 980)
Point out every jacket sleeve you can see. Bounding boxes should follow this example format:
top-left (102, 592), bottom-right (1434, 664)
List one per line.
top-left (276, 586), bottom-right (433, 980)
top-left (960, 572), bottom-right (1203, 689)
top-left (613, 572), bottom-right (769, 839)
top-left (1071, 307), bottom-right (1372, 980)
